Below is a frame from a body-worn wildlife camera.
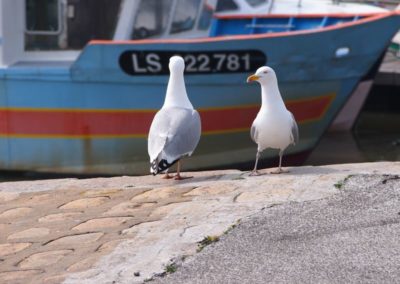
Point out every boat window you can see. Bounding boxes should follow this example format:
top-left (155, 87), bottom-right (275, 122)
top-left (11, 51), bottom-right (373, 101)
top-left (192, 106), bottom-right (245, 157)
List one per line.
top-left (246, 0), bottom-right (268, 7)
top-left (26, 0), bottom-right (61, 34)
top-left (216, 0), bottom-right (238, 12)
top-left (132, 0), bottom-right (173, 39)
top-left (25, 0), bottom-right (121, 51)
top-left (171, 0), bottom-right (202, 34)
top-left (198, 2), bottom-right (214, 30)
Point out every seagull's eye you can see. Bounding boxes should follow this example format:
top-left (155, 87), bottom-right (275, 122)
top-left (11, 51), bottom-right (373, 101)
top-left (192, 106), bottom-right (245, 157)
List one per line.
top-left (263, 71), bottom-right (268, 74)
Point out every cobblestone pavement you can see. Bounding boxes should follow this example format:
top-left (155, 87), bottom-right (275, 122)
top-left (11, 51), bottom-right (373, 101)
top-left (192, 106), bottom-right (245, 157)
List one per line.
top-left (0, 162), bottom-right (399, 284)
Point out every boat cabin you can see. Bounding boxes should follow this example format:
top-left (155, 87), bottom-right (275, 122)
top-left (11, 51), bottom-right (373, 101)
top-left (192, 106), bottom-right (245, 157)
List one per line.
top-left (0, 0), bottom-right (217, 66)
top-left (0, 0), bottom-right (386, 67)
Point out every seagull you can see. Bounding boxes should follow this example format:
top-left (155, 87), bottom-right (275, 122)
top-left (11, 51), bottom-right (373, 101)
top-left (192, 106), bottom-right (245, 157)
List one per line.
top-left (147, 56), bottom-right (201, 180)
top-left (247, 66), bottom-right (299, 175)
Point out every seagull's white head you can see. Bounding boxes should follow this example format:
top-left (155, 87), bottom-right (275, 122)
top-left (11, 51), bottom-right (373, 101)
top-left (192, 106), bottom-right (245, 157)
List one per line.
top-left (163, 55), bottom-right (194, 109)
top-left (169, 56), bottom-right (185, 74)
top-left (246, 66), bottom-right (277, 85)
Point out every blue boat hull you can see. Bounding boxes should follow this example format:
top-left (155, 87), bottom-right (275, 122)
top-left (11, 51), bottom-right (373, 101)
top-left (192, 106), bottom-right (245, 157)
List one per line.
top-left (0, 13), bottom-right (398, 174)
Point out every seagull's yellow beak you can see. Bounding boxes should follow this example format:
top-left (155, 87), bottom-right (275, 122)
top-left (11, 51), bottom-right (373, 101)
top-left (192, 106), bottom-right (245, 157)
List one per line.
top-left (247, 74), bottom-right (260, 83)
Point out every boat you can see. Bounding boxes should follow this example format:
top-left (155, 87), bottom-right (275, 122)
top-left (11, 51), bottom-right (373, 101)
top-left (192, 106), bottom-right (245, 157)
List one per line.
top-left (0, 0), bottom-right (399, 175)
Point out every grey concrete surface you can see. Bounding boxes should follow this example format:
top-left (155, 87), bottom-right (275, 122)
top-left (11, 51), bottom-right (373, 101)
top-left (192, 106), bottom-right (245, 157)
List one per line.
top-left (153, 174), bottom-right (400, 284)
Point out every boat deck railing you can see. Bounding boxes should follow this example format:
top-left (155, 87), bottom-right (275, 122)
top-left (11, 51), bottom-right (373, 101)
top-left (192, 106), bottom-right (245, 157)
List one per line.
top-left (335, 0), bottom-right (400, 8)
top-left (336, 0), bottom-right (399, 4)
top-left (245, 24), bottom-right (295, 29)
top-left (210, 15), bottom-right (365, 37)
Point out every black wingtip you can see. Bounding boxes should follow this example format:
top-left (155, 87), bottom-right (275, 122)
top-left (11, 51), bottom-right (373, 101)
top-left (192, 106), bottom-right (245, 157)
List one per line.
top-left (150, 160), bottom-right (159, 175)
top-left (150, 159), bottom-right (178, 175)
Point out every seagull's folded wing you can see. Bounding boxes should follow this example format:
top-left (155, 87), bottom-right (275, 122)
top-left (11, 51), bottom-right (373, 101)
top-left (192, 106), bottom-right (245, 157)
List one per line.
top-left (148, 108), bottom-right (201, 163)
top-left (250, 123), bottom-right (259, 144)
top-left (289, 112), bottom-right (299, 145)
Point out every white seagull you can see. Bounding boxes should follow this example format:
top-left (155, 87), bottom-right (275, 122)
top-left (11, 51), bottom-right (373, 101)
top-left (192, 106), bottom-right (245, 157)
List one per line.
top-left (247, 66), bottom-right (299, 175)
top-left (147, 56), bottom-right (201, 180)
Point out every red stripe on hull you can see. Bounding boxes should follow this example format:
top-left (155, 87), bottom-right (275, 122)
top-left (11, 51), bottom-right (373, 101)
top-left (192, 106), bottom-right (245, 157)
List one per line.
top-left (287, 95), bottom-right (333, 122)
top-left (2, 110), bottom-right (153, 136)
top-left (0, 95), bottom-right (333, 137)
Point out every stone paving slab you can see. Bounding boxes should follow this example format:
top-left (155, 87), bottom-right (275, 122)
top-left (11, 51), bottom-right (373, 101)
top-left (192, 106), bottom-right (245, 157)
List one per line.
top-left (0, 162), bottom-right (399, 284)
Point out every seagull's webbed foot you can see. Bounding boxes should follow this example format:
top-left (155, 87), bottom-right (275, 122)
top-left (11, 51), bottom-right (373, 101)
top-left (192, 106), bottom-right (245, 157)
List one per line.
top-left (173, 161), bottom-right (193, 180)
top-left (249, 170), bottom-right (265, 176)
top-left (174, 174), bottom-right (193, 180)
top-left (270, 168), bottom-right (289, 174)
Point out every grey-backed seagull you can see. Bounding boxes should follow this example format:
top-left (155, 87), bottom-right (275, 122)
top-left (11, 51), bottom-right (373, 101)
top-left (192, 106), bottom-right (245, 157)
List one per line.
top-left (147, 56), bottom-right (201, 180)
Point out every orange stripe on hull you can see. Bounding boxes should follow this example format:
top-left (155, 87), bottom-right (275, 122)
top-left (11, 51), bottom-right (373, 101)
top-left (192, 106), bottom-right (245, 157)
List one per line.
top-left (0, 94), bottom-right (334, 138)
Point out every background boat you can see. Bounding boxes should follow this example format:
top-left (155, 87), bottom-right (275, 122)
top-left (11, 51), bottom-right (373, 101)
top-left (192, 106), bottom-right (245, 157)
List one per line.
top-left (0, 0), bottom-right (399, 175)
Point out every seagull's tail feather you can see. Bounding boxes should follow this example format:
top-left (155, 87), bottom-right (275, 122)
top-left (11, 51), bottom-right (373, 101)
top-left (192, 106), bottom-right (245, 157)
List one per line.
top-left (150, 158), bottom-right (179, 175)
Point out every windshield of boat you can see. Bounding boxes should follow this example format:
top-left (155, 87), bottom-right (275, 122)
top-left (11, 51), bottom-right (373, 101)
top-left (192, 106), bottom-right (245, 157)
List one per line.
top-left (216, 0), bottom-right (239, 12)
top-left (131, 0), bottom-right (173, 39)
top-left (25, 0), bottom-right (121, 51)
top-left (246, 0), bottom-right (269, 7)
top-left (171, 0), bottom-right (202, 34)
top-left (198, 1), bottom-right (215, 30)
top-left (131, 0), bottom-right (213, 39)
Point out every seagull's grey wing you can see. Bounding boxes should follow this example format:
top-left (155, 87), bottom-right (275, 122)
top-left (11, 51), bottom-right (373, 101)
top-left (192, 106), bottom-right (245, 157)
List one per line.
top-left (289, 112), bottom-right (299, 145)
top-left (148, 108), bottom-right (201, 163)
top-left (148, 110), bottom-right (170, 162)
top-left (162, 109), bottom-right (201, 162)
top-left (250, 123), bottom-right (258, 144)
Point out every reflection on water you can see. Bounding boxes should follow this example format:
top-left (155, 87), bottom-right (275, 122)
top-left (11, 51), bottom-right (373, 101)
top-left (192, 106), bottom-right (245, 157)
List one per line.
top-left (306, 111), bottom-right (400, 166)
